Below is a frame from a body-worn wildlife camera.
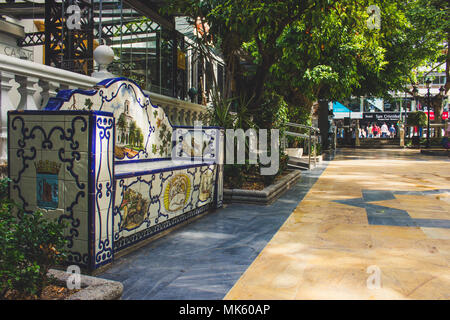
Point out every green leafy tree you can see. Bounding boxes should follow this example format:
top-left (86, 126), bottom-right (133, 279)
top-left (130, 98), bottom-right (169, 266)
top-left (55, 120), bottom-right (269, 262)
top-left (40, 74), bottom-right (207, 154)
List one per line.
top-left (268, 2), bottom-right (387, 122)
top-left (407, 111), bottom-right (428, 128)
top-left (165, 1), bottom-right (447, 126)
top-left (164, 1), bottom-right (346, 111)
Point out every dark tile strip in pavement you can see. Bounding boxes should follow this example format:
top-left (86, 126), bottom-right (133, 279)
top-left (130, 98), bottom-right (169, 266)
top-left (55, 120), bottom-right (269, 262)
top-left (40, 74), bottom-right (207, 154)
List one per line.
top-left (99, 153), bottom-right (335, 300)
top-left (335, 188), bottom-right (450, 229)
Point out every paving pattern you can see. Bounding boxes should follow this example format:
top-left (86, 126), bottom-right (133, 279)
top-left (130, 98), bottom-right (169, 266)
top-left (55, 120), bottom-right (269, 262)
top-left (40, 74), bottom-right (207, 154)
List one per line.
top-left (100, 148), bottom-right (450, 299)
top-left (225, 149), bottom-right (450, 299)
top-left (99, 157), bottom-right (330, 299)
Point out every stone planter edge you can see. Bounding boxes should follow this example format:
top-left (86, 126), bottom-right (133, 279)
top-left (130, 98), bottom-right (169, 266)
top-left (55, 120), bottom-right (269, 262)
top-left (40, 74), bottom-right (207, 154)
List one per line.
top-left (48, 269), bottom-right (123, 300)
top-left (223, 169), bottom-right (301, 204)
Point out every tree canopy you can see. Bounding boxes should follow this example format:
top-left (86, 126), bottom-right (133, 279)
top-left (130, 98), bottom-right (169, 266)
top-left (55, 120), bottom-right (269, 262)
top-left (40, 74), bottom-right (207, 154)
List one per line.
top-left (164, 0), bottom-right (449, 125)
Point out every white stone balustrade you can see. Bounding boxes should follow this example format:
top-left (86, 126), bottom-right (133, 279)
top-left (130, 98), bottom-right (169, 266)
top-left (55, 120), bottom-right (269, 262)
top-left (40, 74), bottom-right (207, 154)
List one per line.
top-left (143, 89), bottom-right (208, 127)
top-left (0, 53), bottom-right (208, 164)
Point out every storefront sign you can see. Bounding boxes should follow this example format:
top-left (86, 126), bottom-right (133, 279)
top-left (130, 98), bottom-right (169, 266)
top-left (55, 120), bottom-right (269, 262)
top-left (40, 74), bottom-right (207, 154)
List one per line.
top-left (425, 111), bottom-right (435, 121)
top-left (363, 112), bottom-right (402, 122)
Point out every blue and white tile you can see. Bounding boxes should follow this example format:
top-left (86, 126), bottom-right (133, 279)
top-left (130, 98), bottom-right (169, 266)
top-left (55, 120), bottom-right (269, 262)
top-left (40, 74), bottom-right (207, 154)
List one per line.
top-left (64, 181), bottom-right (88, 213)
top-left (64, 115), bottom-right (90, 153)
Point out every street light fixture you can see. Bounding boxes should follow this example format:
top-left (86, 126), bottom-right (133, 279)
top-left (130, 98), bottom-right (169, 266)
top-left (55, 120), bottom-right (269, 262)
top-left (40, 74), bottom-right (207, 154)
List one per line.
top-left (425, 78), bottom-right (431, 148)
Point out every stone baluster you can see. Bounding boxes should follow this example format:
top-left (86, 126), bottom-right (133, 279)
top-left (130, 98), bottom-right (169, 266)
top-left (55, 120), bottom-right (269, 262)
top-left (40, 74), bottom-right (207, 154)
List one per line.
top-left (15, 75), bottom-right (39, 110)
top-left (185, 110), bottom-right (192, 126)
top-left (167, 106), bottom-right (176, 125)
top-left (162, 106), bottom-right (173, 124)
top-left (176, 108), bottom-right (185, 126)
top-left (39, 79), bottom-right (59, 109)
top-left (167, 106), bottom-right (175, 125)
top-left (0, 71), bottom-right (15, 164)
top-left (160, 104), bottom-right (168, 119)
top-left (191, 111), bottom-right (198, 124)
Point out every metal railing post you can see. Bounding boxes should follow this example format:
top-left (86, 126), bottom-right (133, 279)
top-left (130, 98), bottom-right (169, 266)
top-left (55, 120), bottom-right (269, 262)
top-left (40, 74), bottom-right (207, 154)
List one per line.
top-left (308, 127), bottom-right (312, 169)
top-left (314, 130), bottom-right (317, 166)
top-left (284, 122), bottom-right (320, 170)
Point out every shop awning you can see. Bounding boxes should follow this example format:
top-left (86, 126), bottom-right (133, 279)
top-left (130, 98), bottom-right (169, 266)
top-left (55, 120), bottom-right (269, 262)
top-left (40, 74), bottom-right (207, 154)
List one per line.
top-left (333, 101), bottom-right (363, 119)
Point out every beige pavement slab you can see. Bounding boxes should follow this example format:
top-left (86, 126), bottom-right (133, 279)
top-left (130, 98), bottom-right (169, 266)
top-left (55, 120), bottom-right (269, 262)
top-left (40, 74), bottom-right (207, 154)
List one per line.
top-left (224, 149), bottom-right (450, 300)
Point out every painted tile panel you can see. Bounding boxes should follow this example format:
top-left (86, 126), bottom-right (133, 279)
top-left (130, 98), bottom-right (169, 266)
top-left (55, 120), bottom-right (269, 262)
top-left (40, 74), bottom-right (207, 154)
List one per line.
top-left (8, 112), bottom-right (92, 268)
top-left (114, 164), bottom-right (217, 252)
top-left (51, 78), bottom-right (173, 162)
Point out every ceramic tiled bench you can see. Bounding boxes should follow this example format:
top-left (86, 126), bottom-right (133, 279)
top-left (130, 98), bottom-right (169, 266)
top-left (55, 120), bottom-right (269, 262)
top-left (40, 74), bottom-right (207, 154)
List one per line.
top-left (8, 78), bottom-right (224, 271)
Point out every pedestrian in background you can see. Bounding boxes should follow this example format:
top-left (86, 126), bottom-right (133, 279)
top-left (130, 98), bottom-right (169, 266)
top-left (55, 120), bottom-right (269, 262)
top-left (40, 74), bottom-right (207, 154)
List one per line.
top-left (389, 124), bottom-right (396, 138)
top-left (381, 122), bottom-right (389, 138)
top-left (373, 123), bottom-right (379, 138)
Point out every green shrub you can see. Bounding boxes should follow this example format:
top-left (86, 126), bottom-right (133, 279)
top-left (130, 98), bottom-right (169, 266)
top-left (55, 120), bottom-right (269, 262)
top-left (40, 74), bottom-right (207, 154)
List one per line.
top-left (0, 178), bottom-right (67, 299)
top-left (279, 153), bottom-right (289, 173)
top-left (407, 111), bottom-right (427, 128)
top-left (224, 164), bottom-right (245, 189)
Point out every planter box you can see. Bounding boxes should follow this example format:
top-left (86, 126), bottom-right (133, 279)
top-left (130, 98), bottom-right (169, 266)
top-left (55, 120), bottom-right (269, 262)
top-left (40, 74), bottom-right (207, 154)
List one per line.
top-left (223, 169), bottom-right (301, 205)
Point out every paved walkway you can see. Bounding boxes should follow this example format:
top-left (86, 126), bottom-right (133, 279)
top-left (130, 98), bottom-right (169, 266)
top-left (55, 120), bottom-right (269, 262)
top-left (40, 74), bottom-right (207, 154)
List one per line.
top-left (101, 149), bottom-right (450, 299)
top-left (226, 149), bottom-right (450, 299)
top-left (100, 156), bottom-right (329, 299)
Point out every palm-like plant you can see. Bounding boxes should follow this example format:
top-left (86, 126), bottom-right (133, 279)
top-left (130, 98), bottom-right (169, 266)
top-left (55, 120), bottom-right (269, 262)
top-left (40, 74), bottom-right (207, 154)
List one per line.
top-left (206, 89), bottom-right (256, 130)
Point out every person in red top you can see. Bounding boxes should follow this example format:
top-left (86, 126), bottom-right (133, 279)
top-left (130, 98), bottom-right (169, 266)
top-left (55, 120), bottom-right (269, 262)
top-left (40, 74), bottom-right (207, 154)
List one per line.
top-left (372, 123), bottom-right (379, 138)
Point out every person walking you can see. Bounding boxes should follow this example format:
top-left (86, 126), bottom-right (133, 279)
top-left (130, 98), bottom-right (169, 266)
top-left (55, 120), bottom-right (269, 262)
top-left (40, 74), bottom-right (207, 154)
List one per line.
top-left (373, 123), bottom-right (379, 138)
top-left (389, 124), bottom-right (396, 138)
top-left (381, 122), bottom-right (389, 138)
top-left (361, 127), bottom-right (367, 138)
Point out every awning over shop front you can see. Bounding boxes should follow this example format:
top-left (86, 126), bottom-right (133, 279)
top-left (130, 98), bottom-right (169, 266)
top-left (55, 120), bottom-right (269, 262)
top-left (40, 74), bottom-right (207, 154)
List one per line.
top-left (333, 101), bottom-right (363, 119)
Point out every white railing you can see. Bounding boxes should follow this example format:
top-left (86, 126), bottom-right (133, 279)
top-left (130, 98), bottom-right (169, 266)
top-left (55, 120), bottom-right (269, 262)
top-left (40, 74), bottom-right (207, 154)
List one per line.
top-left (282, 122), bottom-right (321, 168)
top-left (0, 54), bottom-right (208, 164)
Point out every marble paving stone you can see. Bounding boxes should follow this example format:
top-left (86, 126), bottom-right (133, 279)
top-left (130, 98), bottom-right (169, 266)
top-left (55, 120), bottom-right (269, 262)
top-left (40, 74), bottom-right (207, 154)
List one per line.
top-left (225, 149), bottom-right (450, 300)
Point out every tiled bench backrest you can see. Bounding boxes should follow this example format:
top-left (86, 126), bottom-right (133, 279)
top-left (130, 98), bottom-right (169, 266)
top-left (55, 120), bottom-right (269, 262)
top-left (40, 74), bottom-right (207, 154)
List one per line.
top-left (45, 78), bottom-right (173, 162)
